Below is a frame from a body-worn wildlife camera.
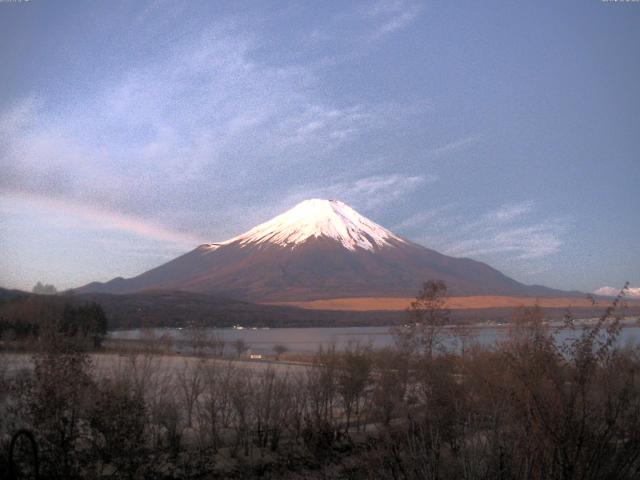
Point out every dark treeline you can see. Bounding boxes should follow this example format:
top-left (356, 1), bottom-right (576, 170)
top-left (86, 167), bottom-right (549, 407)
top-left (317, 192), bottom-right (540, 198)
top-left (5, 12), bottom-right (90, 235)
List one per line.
top-left (0, 297), bottom-right (107, 348)
top-left (2, 287), bottom-right (635, 331)
top-left (0, 290), bottom-right (406, 330)
top-left (1, 282), bottom-right (640, 479)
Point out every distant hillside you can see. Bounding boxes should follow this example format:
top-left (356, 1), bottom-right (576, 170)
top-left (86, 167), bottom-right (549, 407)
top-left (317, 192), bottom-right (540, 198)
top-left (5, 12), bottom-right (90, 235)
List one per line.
top-left (0, 290), bottom-right (404, 329)
top-left (0, 286), bottom-right (29, 303)
top-left (72, 290), bottom-right (405, 329)
top-left (2, 289), bottom-right (636, 331)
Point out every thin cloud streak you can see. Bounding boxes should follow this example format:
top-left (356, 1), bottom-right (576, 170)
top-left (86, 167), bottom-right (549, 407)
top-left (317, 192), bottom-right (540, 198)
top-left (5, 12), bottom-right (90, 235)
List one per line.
top-left (1, 192), bottom-right (204, 246)
top-left (366, 0), bottom-right (422, 37)
top-left (391, 204), bottom-right (458, 232)
top-left (302, 0), bottom-right (423, 66)
top-left (288, 173), bottom-right (434, 211)
top-left (396, 201), bottom-right (564, 265)
top-left (430, 134), bottom-right (482, 156)
top-left (445, 224), bottom-right (563, 260)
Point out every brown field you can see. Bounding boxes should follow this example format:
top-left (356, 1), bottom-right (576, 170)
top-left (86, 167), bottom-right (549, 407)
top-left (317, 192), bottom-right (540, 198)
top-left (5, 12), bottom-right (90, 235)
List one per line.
top-left (1, 351), bottom-right (310, 379)
top-left (267, 295), bottom-right (638, 312)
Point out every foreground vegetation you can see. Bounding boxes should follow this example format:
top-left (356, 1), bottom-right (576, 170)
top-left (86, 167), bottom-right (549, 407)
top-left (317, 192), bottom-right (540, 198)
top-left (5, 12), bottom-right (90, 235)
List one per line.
top-left (1, 282), bottom-right (639, 479)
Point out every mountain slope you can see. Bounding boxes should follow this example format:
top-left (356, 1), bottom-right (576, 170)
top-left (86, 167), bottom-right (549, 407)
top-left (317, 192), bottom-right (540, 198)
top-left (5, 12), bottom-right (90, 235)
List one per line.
top-left (76, 199), bottom-right (571, 301)
top-left (0, 286), bottom-right (30, 303)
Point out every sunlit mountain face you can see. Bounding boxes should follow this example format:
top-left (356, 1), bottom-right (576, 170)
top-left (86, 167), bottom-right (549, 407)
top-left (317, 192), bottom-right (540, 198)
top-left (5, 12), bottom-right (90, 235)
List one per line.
top-left (76, 199), bottom-right (571, 301)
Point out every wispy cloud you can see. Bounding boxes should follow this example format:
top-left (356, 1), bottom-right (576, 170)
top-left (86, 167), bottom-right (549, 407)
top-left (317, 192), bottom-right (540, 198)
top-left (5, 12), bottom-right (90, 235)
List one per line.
top-left (290, 173), bottom-right (434, 211)
top-left (365, 0), bottom-right (422, 37)
top-left (594, 286), bottom-right (640, 298)
top-left (396, 201), bottom-right (565, 269)
top-left (301, 0), bottom-right (422, 64)
top-left (0, 192), bottom-right (204, 246)
top-left (430, 134), bottom-right (482, 157)
top-left (471, 201), bottom-right (535, 225)
top-left (0, 19), bottom-right (419, 239)
top-left (445, 224), bottom-right (563, 260)
top-left (391, 204), bottom-right (458, 232)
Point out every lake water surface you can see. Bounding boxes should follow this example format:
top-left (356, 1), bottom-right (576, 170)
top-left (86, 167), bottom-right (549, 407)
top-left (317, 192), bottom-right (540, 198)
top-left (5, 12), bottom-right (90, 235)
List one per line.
top-left (110, 324), bottom-right (640, 355)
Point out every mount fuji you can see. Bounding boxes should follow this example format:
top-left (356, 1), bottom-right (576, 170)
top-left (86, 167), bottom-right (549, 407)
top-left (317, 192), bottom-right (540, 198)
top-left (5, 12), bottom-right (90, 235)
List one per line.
top-left (76, 199), bottom-right (568, 301)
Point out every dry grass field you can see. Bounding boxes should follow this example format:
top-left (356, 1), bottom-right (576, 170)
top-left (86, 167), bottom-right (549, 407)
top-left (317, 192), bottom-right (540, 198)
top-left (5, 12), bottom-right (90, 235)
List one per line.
top-left (268, 295), bottom-right (640, 311)
top-left (0, 351), bottom-right (310, 380)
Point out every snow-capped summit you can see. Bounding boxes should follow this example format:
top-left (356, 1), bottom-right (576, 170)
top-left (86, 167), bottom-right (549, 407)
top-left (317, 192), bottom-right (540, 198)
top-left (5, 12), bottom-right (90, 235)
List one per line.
top-left (222, 199), bottom-right (405, 251)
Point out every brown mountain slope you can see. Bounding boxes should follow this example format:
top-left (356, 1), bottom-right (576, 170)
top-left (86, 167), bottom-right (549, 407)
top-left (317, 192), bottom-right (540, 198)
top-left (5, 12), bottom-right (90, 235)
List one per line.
top-left (75, 199), bottom-right (579, 302)
top-left (75, 237), bottom-right (574, 302)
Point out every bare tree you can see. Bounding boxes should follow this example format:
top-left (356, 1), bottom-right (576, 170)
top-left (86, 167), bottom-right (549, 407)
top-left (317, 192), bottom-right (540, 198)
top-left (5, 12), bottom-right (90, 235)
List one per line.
top-left (251, 367), bottom-right (290, 450)
top-left (211, 330), bottom-right (226, 357)
top-left (273, 344), bottom-right (288, 360)
top-left (27, 338), bottom-right (95, 478)
top-left (306, 345), bottom-right (339, 427)
top-left (177, 359), bottom-right (204, 428)
top-left (196, 360), bottom-right (235, 452)
top-left (88, 378), bottom-right (147, 478)
top-left (371, 348), bottom-right (409, 427)
top-left (395, 280), bottom-right (450, 359)
top-left (233, 339), bottom-right (249, 358)
top-left (451, 322), bottom-right (474, 358)
top-left (338, 343), bottom-right (372, 433)
top-left (229, 371), bottom-right (252, 457)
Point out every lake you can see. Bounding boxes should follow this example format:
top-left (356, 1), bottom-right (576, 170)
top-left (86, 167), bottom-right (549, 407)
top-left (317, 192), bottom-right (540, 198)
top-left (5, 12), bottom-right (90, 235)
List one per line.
top-left (109, 323), bottom-right (640, 355)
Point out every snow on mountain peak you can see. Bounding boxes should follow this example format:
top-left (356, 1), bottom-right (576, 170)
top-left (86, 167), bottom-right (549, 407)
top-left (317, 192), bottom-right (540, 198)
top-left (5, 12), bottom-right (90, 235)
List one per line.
top-left (222, 198), bottom-right (406, 251)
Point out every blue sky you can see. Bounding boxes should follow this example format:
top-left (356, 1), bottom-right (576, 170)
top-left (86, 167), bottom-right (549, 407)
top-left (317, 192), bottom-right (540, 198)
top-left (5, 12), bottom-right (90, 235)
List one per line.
top-left (0, 0), bottom-right (638, 294)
